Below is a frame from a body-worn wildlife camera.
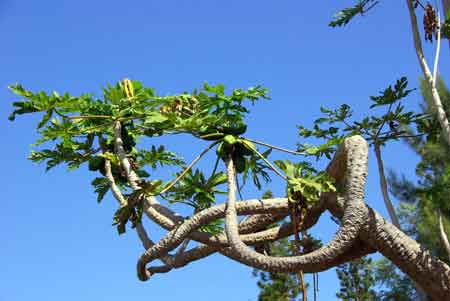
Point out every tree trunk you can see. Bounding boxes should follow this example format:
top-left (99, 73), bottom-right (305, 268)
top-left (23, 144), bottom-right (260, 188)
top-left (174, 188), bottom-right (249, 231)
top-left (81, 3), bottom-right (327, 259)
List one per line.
top-left (439, 211), bottom-right (450, 262)
top-left (405, 0), bottom-right (450, 149)
top-left (326, 195), bottom-right (450, 300)
top-left (374, 143), bottom-right (401, 229)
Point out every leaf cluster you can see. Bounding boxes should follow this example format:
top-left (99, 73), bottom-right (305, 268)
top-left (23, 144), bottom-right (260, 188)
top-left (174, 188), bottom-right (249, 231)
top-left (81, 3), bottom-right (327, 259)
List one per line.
top-left (297, 77), bottom-right (425, 159)
top-left (274, 160), bottom-right (336, 204)
top-left (8, 80), bottom-right (270, 234)
top-left (163, 169), bottom-right (227, 211)
top-left (329, 0), bottom-right (379, 27)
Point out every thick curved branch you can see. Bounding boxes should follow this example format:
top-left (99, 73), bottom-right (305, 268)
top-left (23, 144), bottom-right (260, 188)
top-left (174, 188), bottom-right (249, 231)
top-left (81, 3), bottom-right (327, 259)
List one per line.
top-left (103, 155), bottom-right (174, 265)
top-left (136, 198), bottom-right (304, 280)
top-left (239, 213), bottom-right (288, 234)
top-left (146, 236), bottom-right (375, 277)
top-left (221, 135), bottom-right (368, 273)
top-left (142, 205), bottom-right (374, 276)
top-left (325, 194), bottom-right (450, 299)
top-left (112, 123), bottom-right (292, 254)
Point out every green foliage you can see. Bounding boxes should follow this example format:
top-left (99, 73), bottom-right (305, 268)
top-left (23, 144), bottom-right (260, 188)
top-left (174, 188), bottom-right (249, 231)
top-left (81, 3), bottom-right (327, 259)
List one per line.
top-left (297, 77), bottom-right (424, 159)
top-left (163, 169), bottom-right (227, 211)
top-left (442, 15), bottom-right (450, 40)
top-left (138, 145), bottom-right (184, 169)
top-left (373, 258), bottom-right (416, 301)
top-left (336, 257), bottom-right (377, 300)
top-left (9, 80), bottom-right (268, 173)
top-left (274, 160), bottom-right (336, 204)
top-left (216, 137), bottom-right (272, 190)
top-left (329, 0), bottom-right (379, 27)
top-left (240, 147), bottom-right (272, 190)
top-left (199, 219), bottom-right (224, 235)
top-left (386, 77), bottom-right (450, 297)
top-left (9, 80), bottom-right (270, 235)
top-left (253, 238), bottom-right (307, 301)
top-left (369, 77), bottom-right (415, 108)
top-left (112, 201), bottom-right (144, 235)
top-left (91, 177), bottom-right (110, 203)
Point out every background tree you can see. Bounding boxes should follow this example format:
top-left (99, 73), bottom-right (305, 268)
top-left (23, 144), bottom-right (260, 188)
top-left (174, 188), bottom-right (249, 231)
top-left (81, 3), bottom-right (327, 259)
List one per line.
top-left (335, 257), bottom-right (377, 301)
top-left (253, 238), bottom-right (307, 301)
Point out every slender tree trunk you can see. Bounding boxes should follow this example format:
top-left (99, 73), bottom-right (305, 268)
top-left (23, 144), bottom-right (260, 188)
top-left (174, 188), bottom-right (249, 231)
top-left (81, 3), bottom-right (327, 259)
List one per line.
top-left (374, 142), bottom-right (401, 229)
top-left (439, 211), bottom-right (450, 262)
top-left (374, 144), bottom-right (427, 300)
top-left (405, 0), bottom-right (450, 148)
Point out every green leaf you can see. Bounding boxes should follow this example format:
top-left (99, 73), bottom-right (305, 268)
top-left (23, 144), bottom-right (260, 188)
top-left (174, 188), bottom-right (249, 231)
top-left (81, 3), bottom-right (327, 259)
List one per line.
top-left (138, 145), bottom-right (184, 169)
top-left (37, 109), bottom-right (54, 129)
top-left (442, 15), bottom-right (450, 39)
top-left (8, 101), bottom-right (40, 121)
top-left (113, 206), bottom-right (132, 235)
top-left (369, 77), bottom-right (415, 109)
top-left (98, 152), bottom-right (120, 166)
top-left (92, 177), bottom-right (110, 203)
top-left (223, 135), bottom-right (238, 145)
top-left (329, 0), bottom-right (379, 27)
top-left (203, 83), bottom-right (225, 95)
top-left (143, 111), bottom-right (168, 124)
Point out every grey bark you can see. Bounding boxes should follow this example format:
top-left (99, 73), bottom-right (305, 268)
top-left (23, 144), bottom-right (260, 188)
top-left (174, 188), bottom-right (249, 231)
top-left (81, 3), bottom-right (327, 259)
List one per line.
top-left (129, 135), bottom-right (450, 299)
top-left (405, 0), bottom-right (450, 149)
top-left (439, 211), bottom-right (450, 262)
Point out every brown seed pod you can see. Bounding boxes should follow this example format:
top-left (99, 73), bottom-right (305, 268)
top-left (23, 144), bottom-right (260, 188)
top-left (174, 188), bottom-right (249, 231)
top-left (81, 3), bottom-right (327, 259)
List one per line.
top-left (424, 3), bottom-right (438, 42)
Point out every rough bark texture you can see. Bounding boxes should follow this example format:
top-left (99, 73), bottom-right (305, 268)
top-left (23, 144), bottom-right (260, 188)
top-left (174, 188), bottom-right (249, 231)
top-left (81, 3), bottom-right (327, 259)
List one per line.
top-left (220, 136), bottom-right (368, 273)
top-left (108, 132), bottom-right (450, 299)
top-left (326, 194), bottom-right (450, 299)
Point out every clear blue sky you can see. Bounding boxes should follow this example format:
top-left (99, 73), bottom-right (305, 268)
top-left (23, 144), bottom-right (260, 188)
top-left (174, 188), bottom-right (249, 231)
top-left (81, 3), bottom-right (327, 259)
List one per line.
top-left (2, 1), bottom-right (449, 300)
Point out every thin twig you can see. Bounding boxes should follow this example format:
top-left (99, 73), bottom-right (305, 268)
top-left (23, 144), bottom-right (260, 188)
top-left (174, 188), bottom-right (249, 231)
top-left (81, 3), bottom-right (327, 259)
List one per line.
top-left (210, 155), bottom-right (221, 178)
top-left (242, 137), bottom-right (306, 155)
top-left (251, 146), bottom-right (287, 181)
top-left (69, 114), bottom-right (113, 120)
top-left (235, 174), bottom-right (245, 201)
top-left (374, 142), bottom-right (401, 229)
top-left (374, 103), bottom-right (393, 140)
top-left (158, 141), bottom-right (220, 195)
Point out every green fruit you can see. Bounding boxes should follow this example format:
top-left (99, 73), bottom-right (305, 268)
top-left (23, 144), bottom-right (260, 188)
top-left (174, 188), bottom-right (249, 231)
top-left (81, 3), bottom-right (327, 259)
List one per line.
top-left (216, 143), bottom-right (227, 160)
top-left (121, 127), bottom-right (136, 152)
top-left (88, 156), bottom-right (105, 171)
top-left (233, 154), bottom-right (246, 173)
top-left (234, 142), bottom-right (253, 157)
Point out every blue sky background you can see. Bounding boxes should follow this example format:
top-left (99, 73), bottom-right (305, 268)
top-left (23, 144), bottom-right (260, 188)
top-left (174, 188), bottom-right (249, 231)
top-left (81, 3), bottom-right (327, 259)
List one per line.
top-left (1, 1), bottom-right (450, 300)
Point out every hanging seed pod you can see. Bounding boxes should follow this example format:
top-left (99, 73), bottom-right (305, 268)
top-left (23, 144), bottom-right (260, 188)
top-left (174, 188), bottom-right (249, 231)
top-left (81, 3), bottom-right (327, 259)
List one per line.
top-left (424, 3), bottom-right (438, 42)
